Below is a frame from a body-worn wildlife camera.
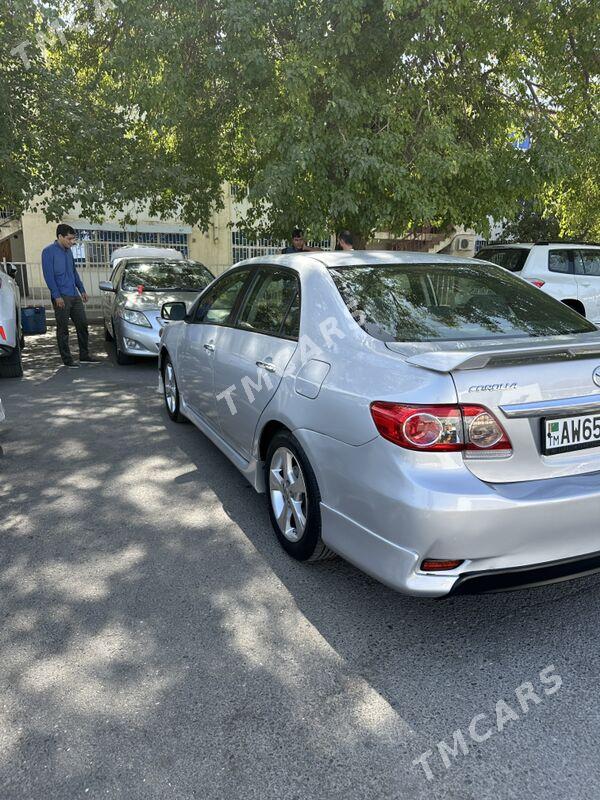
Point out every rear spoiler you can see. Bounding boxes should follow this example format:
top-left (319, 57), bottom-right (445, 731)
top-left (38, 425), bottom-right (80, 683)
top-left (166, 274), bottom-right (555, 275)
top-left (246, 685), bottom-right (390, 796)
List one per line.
top-left (386, 336), bottom-right (600, 373)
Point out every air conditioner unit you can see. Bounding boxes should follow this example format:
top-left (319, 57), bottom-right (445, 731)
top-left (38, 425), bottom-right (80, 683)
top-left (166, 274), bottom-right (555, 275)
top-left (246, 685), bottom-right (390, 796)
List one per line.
top-left (457, 238), bottom-right (471, 250)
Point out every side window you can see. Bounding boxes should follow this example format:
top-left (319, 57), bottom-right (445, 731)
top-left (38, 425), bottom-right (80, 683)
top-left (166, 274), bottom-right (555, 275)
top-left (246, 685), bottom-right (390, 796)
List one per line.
top-left (477, 249), bottom-right (529, 272)
top-left (194, 270), bottom-right (250, 324)
top-left (548, 250), bottom-right (573, 274)
top-left (237, 269), bottom-right (300, 338)
top-left (578, 250), bottom-right (600, 277)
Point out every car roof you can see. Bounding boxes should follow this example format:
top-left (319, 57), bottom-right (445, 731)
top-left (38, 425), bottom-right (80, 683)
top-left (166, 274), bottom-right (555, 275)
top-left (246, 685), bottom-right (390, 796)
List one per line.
top-left (232, 249), bottom-right (481, 271)
top-left (477, 243), bottom-right (533, 250)
top-left (110, 246), bottom-right (184, 263)
top-left (478, 242), bottom-right (600, 250)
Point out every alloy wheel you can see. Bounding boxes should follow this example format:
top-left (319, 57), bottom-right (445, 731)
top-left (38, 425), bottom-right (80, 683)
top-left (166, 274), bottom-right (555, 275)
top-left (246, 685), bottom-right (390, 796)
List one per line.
top-left (269, 446), bottom-right (308, 542)
top-left (164, 362), bottom-right (177, 413)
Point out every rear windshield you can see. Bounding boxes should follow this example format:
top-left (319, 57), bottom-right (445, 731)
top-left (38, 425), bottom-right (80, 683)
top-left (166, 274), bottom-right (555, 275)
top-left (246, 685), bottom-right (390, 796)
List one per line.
top-left (475, 248), bottom-right (529, 272)
top-left (122, 260), bottom-right (213, 292)
top-left (329, 263), bottom-right (596, 343)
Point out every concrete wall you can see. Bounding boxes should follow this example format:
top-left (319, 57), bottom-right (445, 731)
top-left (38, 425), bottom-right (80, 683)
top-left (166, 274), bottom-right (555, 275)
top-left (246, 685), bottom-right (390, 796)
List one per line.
top-left (21, 204), bottom-right (233, 275)
top-left (22, 213), bottom-right (56, 264)
top-left (9, 230), bottom-right (26, 262)
top-left (189, 190), bottom-right (236, 275)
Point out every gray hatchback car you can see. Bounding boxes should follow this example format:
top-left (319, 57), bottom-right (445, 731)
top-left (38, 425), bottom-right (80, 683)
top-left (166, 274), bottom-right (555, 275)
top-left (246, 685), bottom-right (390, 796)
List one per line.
top-left (158, 251), bottom-right (600, 596)
top-left (100, 258), bottom-right (214, 364)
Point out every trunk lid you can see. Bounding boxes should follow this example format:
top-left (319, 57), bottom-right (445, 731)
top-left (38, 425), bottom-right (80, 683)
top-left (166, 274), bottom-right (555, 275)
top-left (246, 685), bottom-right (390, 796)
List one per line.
top-left (387, 332), bottom-right (600, 482)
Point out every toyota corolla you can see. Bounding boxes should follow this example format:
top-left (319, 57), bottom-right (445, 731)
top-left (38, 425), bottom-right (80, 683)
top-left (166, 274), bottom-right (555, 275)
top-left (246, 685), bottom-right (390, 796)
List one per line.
top-left (158, 251), bottom-right (600, 596)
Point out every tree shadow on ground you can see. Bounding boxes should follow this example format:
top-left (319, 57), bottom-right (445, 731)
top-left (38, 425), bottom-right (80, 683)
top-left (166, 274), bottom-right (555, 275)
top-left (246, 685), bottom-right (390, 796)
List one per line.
top-left (0, 329), bottom-right (597, 799)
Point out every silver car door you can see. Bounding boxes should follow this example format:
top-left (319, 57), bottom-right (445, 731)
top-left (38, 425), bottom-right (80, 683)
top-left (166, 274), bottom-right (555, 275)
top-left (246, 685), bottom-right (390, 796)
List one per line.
top-left (178, 268), bottom-right (253, 426)
top-left (212, 267), bottom-right (299, 458)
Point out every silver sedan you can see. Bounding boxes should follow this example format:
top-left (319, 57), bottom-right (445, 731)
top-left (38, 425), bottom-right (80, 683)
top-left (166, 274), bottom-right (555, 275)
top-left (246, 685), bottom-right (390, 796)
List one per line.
top-left (100, 259), bottom-right (214, 364)
top-left (158, 251), bottom-right (600, 596)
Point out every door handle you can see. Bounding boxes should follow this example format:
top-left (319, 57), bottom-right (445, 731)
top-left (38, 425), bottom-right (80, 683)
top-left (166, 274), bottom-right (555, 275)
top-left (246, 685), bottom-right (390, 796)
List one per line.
top-left (204, 343), bottom-right (215, 352)
top-left (256, 360), bottom-right (276, 372)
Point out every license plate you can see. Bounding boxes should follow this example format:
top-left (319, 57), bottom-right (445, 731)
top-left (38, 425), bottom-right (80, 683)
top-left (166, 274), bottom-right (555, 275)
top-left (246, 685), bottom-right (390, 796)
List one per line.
top-left (543, 414), bottom-right (600, 455)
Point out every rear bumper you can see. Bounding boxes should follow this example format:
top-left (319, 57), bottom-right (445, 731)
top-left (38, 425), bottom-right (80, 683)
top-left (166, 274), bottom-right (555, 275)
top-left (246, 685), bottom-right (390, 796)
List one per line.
top-left (295, 429), bottom-right (600, 597)
top-left (0, 319), bottom-right (17, 350)
top-left (450, 550), bottom-right (600, 594)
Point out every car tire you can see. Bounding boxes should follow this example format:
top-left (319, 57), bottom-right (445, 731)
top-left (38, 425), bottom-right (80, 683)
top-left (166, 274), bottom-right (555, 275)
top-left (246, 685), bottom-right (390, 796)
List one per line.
top-left (163, 357), bottom-right (185, 422)
top-left (0, 336), bottom-right (23, 378)
top-left (265, 431), bottom-right (335, 562)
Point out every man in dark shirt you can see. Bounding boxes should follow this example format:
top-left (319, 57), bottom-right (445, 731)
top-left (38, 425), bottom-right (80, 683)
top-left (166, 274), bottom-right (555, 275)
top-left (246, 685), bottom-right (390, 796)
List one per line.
top-left (42, 224), bottom-right (99, 367)
top-left (281, 228), bottom-right (322, 254)
top-left (337, 230), bottom-right (354, 251)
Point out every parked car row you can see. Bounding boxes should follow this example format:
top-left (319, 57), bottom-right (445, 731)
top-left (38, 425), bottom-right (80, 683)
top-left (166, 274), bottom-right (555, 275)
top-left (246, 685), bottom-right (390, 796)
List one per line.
top-left (156, 249), bottom-right (600, 598)
top-left (10, 242), bottom-right (600, 600)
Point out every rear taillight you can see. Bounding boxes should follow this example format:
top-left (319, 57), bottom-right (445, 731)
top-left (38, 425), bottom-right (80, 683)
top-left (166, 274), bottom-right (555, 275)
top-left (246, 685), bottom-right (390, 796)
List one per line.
top-left (530, 280), bottom-right (545, 288)
top-left (370, 402), bottom-right (512, 455)
top-left (0, 326), bottom-right (6, 341)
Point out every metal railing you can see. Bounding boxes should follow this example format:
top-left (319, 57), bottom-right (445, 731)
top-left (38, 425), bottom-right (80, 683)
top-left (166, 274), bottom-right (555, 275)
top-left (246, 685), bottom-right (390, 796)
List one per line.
top-left (4, 261), bottom-right (112, 313)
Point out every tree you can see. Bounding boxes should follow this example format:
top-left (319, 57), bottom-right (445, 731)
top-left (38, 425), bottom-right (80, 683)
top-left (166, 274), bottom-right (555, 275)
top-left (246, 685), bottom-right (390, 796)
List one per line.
top-left (26, 0), bottom-right (600, 243)
top-left (499, 201), bottom-right (561, 242)
top-left (0, 1), bottom-right (63, 209)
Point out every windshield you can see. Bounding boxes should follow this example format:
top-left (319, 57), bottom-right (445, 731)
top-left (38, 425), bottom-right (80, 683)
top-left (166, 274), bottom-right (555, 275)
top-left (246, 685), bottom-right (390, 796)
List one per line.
top-left (329, 263), bottom-right (596, 342)
top-left (122, 260), bottom-right (213, 292)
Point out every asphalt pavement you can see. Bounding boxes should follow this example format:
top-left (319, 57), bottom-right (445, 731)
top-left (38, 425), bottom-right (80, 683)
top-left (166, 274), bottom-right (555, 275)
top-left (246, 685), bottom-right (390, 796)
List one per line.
top-left (0, 327), bottom-right (598, 799)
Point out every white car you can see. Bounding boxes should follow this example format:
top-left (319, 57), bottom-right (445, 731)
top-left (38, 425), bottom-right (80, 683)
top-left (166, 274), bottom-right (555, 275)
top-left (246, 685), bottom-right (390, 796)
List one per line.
top-left (0, 264), bottom-right (23, 378)
top-left (475, 242), bottom-right (600, 324)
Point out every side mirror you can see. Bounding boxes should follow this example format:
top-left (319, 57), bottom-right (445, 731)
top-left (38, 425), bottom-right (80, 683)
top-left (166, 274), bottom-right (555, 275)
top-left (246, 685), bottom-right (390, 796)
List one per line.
top-left (99, 280), bottom-right (116, 292)
top-left (161, 301), bottom-right (187, 321)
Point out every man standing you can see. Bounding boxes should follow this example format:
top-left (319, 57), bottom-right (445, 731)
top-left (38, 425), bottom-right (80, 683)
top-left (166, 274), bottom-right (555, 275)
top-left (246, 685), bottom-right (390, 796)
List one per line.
top-left (337, 230), bottom-right (354, 250)
top-left (281, 228), bottom-right (322, 254)
top-left (42, 224), bottom-right (98, 367)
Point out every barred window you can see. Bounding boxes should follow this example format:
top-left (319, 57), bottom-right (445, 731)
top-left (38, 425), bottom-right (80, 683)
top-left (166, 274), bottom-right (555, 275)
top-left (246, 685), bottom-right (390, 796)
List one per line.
top-left (73, 228), bottom-right (189, 265)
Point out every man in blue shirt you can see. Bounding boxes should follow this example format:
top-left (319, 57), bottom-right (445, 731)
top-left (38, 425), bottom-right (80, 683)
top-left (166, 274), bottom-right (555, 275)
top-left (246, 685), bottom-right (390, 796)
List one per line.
top-left (42, 224), bottom-right (98, 366)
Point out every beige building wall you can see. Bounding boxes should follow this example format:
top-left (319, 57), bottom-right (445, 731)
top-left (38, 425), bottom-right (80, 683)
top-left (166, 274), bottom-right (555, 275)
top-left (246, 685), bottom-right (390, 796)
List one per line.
top-left (189, 191), bottom-right (235, 275)
top-left (22, 212), bottom-right (57, 264)
top-left (22, 202), bottom-right (234, 274)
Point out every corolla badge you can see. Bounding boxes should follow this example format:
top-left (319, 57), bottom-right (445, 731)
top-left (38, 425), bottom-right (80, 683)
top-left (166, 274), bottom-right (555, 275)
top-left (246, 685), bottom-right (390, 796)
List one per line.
top-left (468, 382), bottom-right (518, 393)
top-left (593, 367), bottom-right (600, 388)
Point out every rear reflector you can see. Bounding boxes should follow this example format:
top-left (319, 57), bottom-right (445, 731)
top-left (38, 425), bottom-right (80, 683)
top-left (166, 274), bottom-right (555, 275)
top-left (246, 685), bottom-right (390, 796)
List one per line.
top-left (421, 559), bottom-right (464, 572)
